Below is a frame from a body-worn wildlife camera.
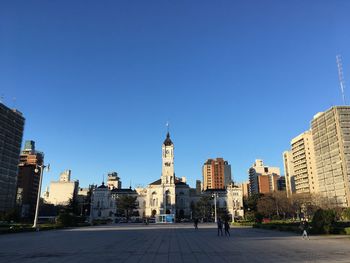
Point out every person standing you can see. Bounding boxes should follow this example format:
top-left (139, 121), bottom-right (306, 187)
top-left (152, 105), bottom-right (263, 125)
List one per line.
top-left (217, 218), bottom-right (223, 236)
top-left (194, 218), bottom-right (199, 229)
top-left (224, 220), bottom-right (230, 237)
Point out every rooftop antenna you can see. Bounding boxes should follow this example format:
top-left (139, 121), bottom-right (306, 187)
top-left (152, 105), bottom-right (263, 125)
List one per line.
top-left (0, 94), bottom-right (4, 104)
top-left (336, 55), bottom-right (347, 105)
top-left (13, 97), bottom-right (16, 109)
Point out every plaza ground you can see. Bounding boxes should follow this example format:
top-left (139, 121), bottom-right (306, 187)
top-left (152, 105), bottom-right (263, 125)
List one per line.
top-left (0, 224), bottom-right (350, 263)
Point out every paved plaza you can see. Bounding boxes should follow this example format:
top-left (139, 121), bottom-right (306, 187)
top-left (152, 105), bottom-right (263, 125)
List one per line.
top-left (0, 224), bottom-right (350, 263)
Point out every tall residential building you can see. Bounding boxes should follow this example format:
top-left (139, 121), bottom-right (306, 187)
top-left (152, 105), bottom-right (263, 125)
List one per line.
top-left (290, 130), bottom-right (318, 194)
top-left (16, 140), bottom-right (44, 218)
top-left (0, 102), bottom-right (25, 213)
top-left (202, 158), bottom-right (232, 190)
top-left (44, 170), bottom-right (79, 205)
top-left (248, 159), bottom-right (280, 195)
top-left (283, 151), bottom-right (295, 197)
top-left (311, 106), bottom-right (350, 207)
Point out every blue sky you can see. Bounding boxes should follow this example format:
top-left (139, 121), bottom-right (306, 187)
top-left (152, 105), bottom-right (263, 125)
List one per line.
top-left (1, 0), bottom-right (350, 190)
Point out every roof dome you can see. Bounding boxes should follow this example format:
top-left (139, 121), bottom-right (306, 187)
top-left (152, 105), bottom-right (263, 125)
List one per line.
top-left (163, 132), bottom-right (173, 146)
top-left (97, 182), bottom-right (107, 189)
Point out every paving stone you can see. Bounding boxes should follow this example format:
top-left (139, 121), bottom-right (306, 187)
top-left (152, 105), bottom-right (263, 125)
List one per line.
top-left (0, 224), bottom-right (350, 263)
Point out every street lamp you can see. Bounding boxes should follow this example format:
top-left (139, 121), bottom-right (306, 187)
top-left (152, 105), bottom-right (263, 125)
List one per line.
top-left (212, 193), bottom-right (218, 223)
top-left (33, 163), bottom-right (50, 229)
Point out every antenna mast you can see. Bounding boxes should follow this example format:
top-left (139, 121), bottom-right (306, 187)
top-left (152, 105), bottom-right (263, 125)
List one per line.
top-left (336, 55), bottom-right (347, 105)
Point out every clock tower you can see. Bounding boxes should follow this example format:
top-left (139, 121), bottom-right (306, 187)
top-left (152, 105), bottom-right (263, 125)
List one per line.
top-left (161, 132), bottom-right (175, 185)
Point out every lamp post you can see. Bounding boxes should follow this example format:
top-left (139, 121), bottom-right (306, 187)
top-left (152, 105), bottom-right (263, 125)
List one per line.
top-left (33, 163), bottom-right (50, 229)
top-left (212, 193), bottom-right (218, 223)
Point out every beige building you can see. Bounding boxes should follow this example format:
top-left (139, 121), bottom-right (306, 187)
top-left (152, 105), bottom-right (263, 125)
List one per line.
top-left (311, 106), bottom-right (350, 207)
top-left (44, 170), bottom-right (79, 205)
top-left (241, 181), bottom-right (250, 197)
top-left (282, 151), bottom-right (295, 198)
top-left (290, 130), bottom-right (318, 194)
top-left (248, 159), bottom-right (280, 195)
top-left (106, 172), bottom-right (122, 190)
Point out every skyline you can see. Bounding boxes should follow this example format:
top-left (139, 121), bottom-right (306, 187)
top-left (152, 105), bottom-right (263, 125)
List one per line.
top-left (1, 1), bottom-right (350, 190)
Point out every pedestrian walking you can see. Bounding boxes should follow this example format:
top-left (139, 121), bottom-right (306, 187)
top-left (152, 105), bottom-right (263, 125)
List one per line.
top-left (300, 219), bottom-right (310, 240)
top-left (194, 218), bottom-right (199, 229)
top-left (224, 220), bottom-right (230, 237)
top-left (217, 218), bottom-right (223, 236)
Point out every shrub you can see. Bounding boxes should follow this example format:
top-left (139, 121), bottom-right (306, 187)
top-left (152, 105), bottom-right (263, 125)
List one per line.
top-left (341, 208), bottom-right (350, 221)
top-left (255, 213), bottom-right (264, 223)
top-left (344, 227), bottom-right (350, 235)
top-left (56, 212), bottom-right (77, 227)
top-left (312, 209), bottom-right (336, 234)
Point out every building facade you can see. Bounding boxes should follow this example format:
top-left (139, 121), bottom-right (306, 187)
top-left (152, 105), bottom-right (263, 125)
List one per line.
top-left (283, 151), bottom-right (295, 198)
top-left (107, 172), bottom-right (122, 190)
top-left (248, 159), bottom-right (281, 195)
top-left (16, 140), bottom-right (44, 218)
top-left (44, 170), bottom-right (79, 205)
top-left (90, 182), bottom-right (116, 220)
top-left (135, 132), bottom-right (191, 222)
top-left (0, 102), bottom-right (25, 213)
top-left (311, 106), bottom-right (350, 207)
top-left (290, 130), bottom-right (318, 194)
top-left (202, 158), bottom-right (232, 190)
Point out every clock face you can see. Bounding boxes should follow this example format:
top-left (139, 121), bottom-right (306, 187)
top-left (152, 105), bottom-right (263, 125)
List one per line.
top-left (166, 150), bottom-right (169, 154)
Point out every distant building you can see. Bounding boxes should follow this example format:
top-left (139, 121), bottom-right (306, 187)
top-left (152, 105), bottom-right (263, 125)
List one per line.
top-left (134, 132), bottom-right (191, 222)
top-left (311, 106), bottom-right (350, 207)
top-left (241, 181), bottom-right (250, 197)
top-left (106, 172), bottom-right (122, 190)
top-left (277, 176), bottom-right (286, 191)
top-left (0, 102), bottom-right (25, 213)
top-left (248, 159), bottom-right (281, 195)
top-left (90, 182), bottom-right (116, 220)
top-left (283, 151), bottom-right (295, 198)
top-left (202, 184), bottom-right (244, 220)
top-left (44, 170), bottom-right (79, 205)
top-left (16, 140), bottom-right (44, 218)
top-left (195, 180), bottom-right (202, 195)
top-left (76, 186), bottom-right (92, 217)
top-left (202, 158), bottom-right (232, 190)
top-left (290, 130), bottom-right (318, 194)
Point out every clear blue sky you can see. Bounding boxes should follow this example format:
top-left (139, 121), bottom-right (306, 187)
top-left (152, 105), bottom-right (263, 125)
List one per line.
top-left (1, 0), bottom-right (350, 190)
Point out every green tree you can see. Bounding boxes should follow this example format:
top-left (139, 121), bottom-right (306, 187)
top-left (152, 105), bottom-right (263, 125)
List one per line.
top-left (244, 193), bottom-right (261, 212)
top-left (312, 209), bottom-right (336, 234)
top-left (194, 196), bottom-right (213, 221)
top-left (117, 196), bottom-right (137, 220)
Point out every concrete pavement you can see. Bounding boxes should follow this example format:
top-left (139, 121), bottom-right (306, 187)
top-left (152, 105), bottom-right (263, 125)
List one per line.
top-left (0, 223), bottom-right (349, 263)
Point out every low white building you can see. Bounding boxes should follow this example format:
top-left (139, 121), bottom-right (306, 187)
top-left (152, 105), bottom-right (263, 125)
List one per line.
top-left (90, 182), bottom-right (116, 221)
top-left (44, 170), bottom-right (79, 205)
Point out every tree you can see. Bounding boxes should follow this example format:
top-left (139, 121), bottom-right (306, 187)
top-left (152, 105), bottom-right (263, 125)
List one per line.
top-left (257, 195), bottom-right (275, 218)
top-left (117, 196), bottom-right (137, 220)
top-left (244, 193), bottom-right (261, 212)
top-left (271, 191), bottom-right (293, 219)
top-left (194, 196), bottom-right (213, 221)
